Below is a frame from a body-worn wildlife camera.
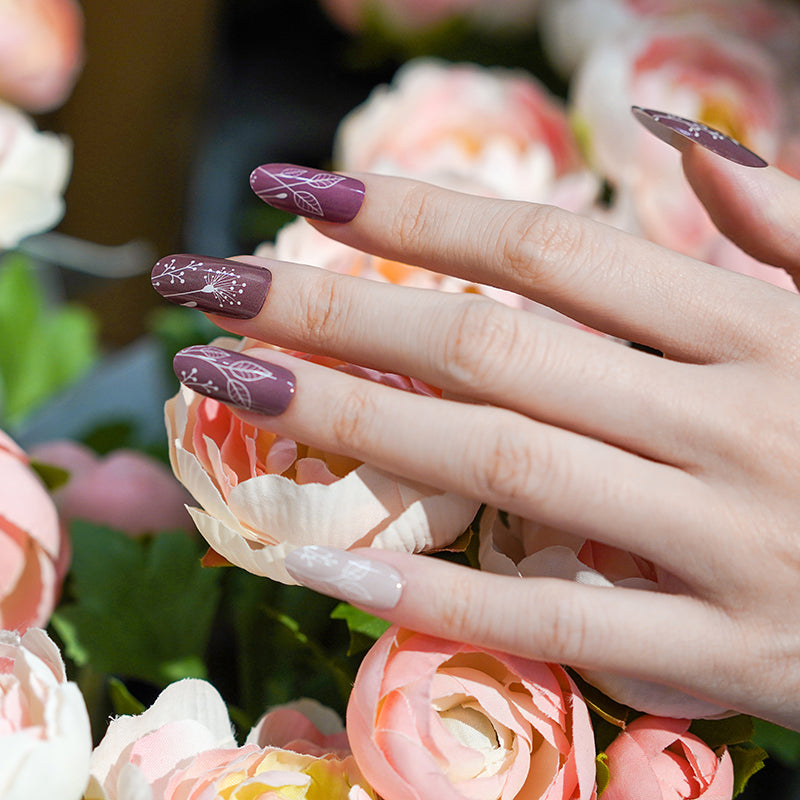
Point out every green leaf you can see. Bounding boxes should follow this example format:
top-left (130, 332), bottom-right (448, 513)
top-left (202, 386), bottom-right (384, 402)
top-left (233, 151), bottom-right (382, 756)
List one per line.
top-left (51, 522), bottom-right (222, 687)
top-left (108, 677), bottom-right (146, 716)
top-left (595, 752), bottom-right (610, 797)
top-left (0, 253), bottom-right (98, 427)
top-left (751, 718), bottom-right (800, 767)
top-left (728, 742), bottom-right (768, 798)
top-left (689, 715), bottom-right (754, 749)
top-left (331, 603), bottom-right (391, 641)
top-left (29, 459), bottom-right (71, 491)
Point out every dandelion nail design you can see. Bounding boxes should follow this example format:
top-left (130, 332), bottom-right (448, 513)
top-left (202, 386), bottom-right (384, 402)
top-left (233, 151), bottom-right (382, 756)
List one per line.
top-left (284, 545), bottom-right (404, 610)
top-left (151, 255), bottom-right (271, 319)
top-left (631, 107), bottom-right (768, 167)
top-left (173, 345), bottom-right (295, 416)
top-left (250, 164), bottom-right (366, 223)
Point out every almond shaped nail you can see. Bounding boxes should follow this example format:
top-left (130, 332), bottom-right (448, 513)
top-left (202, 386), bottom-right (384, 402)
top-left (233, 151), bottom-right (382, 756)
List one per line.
top-left (631, 106), bottom-right (768, 167)
top-left (151, 254), bottom-right (271, 319)
top-left (173, 345), bottom-right (295, 416)
top-left (249, 163), bottom-right (365, 223)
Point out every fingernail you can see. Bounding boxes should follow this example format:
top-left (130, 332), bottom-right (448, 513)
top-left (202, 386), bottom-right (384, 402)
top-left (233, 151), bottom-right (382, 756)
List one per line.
top-left (151, 254), bottom-right (271, 319)
top-left (284, 546), bottom-right (404, 610)
top-left (249, 163), bottom-right (365, 223)
top-left (631, 106), bottom-right (768, 167)
top-left (173, 345), bottom-right (295, 415)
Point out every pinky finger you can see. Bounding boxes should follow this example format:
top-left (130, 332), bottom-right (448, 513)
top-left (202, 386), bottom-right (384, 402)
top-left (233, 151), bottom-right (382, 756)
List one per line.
top-left (284, 544), bottom-right (740, 717)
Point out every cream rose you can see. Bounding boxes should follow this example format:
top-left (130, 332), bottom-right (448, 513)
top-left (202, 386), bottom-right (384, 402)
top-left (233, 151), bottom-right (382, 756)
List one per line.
top-left (0, 101), bottom-right (71, 248)
top-left (166, 337), bottom-right (480, 584)
top-left (0, 627), bottom-right (92, 800)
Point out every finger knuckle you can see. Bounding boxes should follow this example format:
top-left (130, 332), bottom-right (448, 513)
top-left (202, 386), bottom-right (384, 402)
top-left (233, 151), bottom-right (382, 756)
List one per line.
top-left (468, 417), bottom-right (555, 507)
top-left (438, 297), bottom-right (523, 393)
top-left (300, 272), bottom-right (349, 341)
top-left (391, 183), bottom-right (441, 254)
top-left (327, 386), bottom-right (379, 455)
top-left (497, 204), bottom-right (592, 287)
top-left (533, 584), bottom-right (593, 663)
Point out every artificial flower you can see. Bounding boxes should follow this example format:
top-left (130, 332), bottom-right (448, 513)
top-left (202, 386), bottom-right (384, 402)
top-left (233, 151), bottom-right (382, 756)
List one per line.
top-left (165, 336), bottom-right (480, 584)
top-left (0, 428), bottom-right (68, 631)
top-left (0, 627), bottom-right (92, 800)
top-left (30, 439), bottom-right (195, 536)
top-left (0, 101), bottom-right (71, 248)
top-left (0, 0), bottom-right (84, 112)
top-left (602, 715), bottom-right (734, 800)
top-left (347, 626), bottom-right (597, 800)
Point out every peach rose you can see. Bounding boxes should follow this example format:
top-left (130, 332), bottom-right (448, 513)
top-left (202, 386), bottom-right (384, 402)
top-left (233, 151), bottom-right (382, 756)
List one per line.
top-left (333, 58), bottom-right (598, 212)
top-left (30, 439), bottom-right (195, 536)
top-left (602, 716), bottom-right (734, 800)
top-left (165, 337), bottom-right (481, 584)
top-left (478, 509), bottom-right (732, 719)
top-left (0, 429), bottom-right (68, 631)
top-left (0, 101), bottom-right (71, 248)
top-left (318, 0), bottom-right (541, 35)
top-left (570, 19), bottom-right (797, 293)
top-left (0, 627), bottom-right (92, 800)
top-left (0, 0), bottom-right (84, 112)
top-left (87, 679), bottom-right (374, 800)
top-left (346, 626), bottom-right (597, 800)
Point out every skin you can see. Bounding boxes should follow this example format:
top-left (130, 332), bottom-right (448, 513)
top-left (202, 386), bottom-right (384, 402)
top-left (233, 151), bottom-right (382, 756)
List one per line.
top-left (201, 144), bottom-right (800, 730)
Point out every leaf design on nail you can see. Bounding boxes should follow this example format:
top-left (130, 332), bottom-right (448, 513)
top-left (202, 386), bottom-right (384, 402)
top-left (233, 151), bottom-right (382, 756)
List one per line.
top-left (227, 379), bottom-right (252, 409)
top-left (293, 191), bottom-right (324, 218)
top-left (225, 360), bottom-right (276, 382)
top-left (306, 174), bottom-right (346, 189)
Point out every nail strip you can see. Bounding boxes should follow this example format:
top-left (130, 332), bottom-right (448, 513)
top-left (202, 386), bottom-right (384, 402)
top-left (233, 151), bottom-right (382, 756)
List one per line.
top-left (151, 254), bottom-right (271, 319)
top-left (173, 345), bottom-right (295, 416)
top-left (284, 545), bottom-right (404, 610)
top-left (250, 163), bottom-right (365, 223)
top-left (631, 107), bottom-right (768, 167)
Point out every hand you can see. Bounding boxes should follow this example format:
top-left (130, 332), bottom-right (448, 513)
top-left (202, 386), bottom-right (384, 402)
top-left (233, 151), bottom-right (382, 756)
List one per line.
top-left (155, 131), bottom-right (800, 729)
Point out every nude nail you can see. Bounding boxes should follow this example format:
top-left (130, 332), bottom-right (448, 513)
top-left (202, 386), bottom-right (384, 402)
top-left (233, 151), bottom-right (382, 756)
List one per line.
top-left (151, 254), bottom-right (271, 319)
top-left (631, 106), bottom-right (768, 167)
top-left (249, 163), bottom-right (365, 223)
top-left (284, 546), bottom-right (404, 610)
top-left (173, 345), bottom-right (295, 416)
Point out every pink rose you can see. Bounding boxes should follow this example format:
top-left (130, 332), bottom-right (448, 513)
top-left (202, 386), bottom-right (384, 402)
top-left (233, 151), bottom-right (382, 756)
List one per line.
top-left (602, 716), bottom-right (734, 800)
top-left (0, 429), bottom-right (68, 631)
top-left (539, 0), bottom-right (800, 77)
top-left (478, 509), bottom-right (732, 719)
top-left (333, 58), bottom-right (597, 212)
top-left (0, 102), bottom-right (71, 247)
top-left (0, 627), bottom-right (92, 800)
top-left (346, 626), bottom-right (597, 800)
top-left (30, 439), bottom-right (195, 536)
top-left (570, 19), bottom-right (797, 293)
top-left (166, 337), bottom-right (480, 583)
top-left (87, 679), bottom-right (373, 800)
top-left (0, 0), bottom-right (84, 112)
top-left (318, 0), bottom-right (540, 34)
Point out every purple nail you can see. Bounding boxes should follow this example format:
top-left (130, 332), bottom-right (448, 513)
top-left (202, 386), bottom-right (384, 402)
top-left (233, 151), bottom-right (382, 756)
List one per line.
top-left (284, 546), bottom-right (404, 610)
top-left (173, 345), bottom-right (295, 416)
top-left (631, 107), bottom-right (767, 168)
top-left (249, 163), bottom-right (365, 223)
top-left (151, 254), bottom-right (271, 319)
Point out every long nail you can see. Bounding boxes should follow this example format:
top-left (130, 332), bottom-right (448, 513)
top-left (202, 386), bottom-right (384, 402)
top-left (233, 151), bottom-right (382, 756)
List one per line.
top-left (631, 107), bottom-right (768, 167)
top-left (284, 546), bottom-right (404, 610)
top-left (173, 345), bottom-right (295, 416)
top-left (151, 254), bottom-right (271, 319)
top-left (250, 163), bottom-right (365, 223)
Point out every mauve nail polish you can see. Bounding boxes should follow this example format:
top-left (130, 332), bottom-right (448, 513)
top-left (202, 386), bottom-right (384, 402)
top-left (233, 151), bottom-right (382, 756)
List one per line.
top-left (151, 254), bottom-right (271, 319)
top-left (632, 107), bottom-right (768, 168)
top-left (249, 163), bottom-right (365, 223)
top-left (173, 345), bottom-right (295, 416)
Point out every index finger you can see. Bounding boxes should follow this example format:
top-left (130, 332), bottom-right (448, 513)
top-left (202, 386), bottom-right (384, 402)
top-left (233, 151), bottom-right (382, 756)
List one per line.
top-left (250, 164), bottom-right (796, 363)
